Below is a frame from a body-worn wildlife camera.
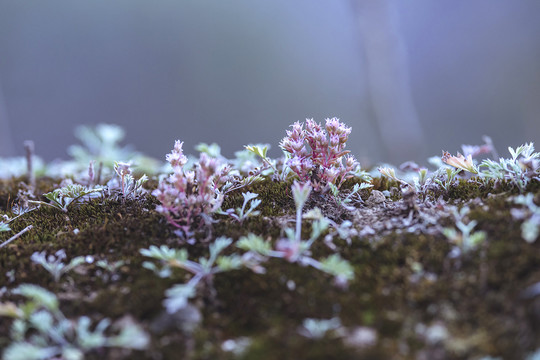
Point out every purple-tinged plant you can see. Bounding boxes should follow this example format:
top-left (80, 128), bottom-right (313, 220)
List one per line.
top-left (153, 140), bottom-right (260, 236)
top-left (152, 140), bottom-right (231, 235)
top-left (280, 118), bottom-right (359, 191)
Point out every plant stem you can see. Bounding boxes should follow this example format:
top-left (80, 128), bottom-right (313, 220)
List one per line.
top-left (24, 140), bottom-right (35, 190)
top-left (0, 225), bottom-right (33, 248)
top-left (296, 201), bottom-right (303, 243)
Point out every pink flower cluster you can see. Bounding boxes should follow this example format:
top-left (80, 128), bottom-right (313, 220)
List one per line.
top-left (280, 118), bottom-right (359, 190)
top-left (152, 140), bottom-right (231, 235)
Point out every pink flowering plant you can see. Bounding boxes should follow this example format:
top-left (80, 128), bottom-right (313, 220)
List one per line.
top-left (153, 140), bottom-right (260, 236)
top-left (152, 140), bottom-right (233, 236)
top-left (280, 118), bottom-right (359, 191)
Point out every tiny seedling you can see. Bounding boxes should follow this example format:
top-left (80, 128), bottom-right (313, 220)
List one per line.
top-left (29, 183), bottom-right (103, 213)
top-left (30, 250), bottom-right (86, 282)
top-left (433, 167), bottom-right (461, 192)
top-left (479, 143), bottom-right (540, 192)
top-left (111, 161), bottom-right (148, 199)
top-left (328, 182), bottom-right (371, 210)
top-left (298, 317), bottom-right (342, 339)
top-left (141, 237), bottom-right (244, 313)
top-left (237, 181), bottom-right (354, 285)
top-left (378, 167), bottom-right (409, 187)
top-left (95, 260), bottom-right (126, 282)
top-left (218, 191), bottom-right (261, 223)
top-left (244, 144), bottom-right (279, 175)
top-left (442, 206), bottom-right (486, 254)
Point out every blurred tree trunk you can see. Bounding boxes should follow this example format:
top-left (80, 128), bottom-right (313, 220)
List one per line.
top-left (351, 0), bottom-right (426, 163)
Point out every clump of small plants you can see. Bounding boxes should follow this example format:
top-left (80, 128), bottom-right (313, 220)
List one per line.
top-left (1, 120), bottom-right (539, 360)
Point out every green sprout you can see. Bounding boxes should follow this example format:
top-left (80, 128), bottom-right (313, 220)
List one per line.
top-left (28, 183), bottom-right (103, 213)
top-left (30, 250), bottom-right (87, 283)
top-left (328, 182), bottom-right (371, 210)
top-left (442, 206), bottom-right (486, 254)
top-left (140, 237), bottom-right (244, 313)
top-left (298, 317), bottom-right (342, 339)
top-left (244, 144), bottom-right (277, 173)
top-left (112, 161), bottom-right (148, 199)
top-left (237, 182), bottom-right (354, 285)
top-left (479, 143), bottom-right (540, 192)
top-left (433, 167), bottom-right (461, 192)
top-left (218, 191), bottom-right (261, 223)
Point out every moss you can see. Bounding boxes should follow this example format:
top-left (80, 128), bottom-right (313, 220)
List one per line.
top-left (1, 175), bottom-right (540, 359)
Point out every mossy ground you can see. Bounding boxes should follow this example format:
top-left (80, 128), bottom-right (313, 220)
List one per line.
top-left (1, 176), bottom-right (539, 359)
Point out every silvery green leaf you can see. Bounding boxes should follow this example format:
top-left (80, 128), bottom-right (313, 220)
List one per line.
top-left (244, 145), bottom-right (268, 159)
top-left (319, 254), bottom-right (354, 281)
top-left (237, 234), bottom-right (271, 256)
top-left (29, 310), bottom-right (53, 333)
top-left (299, 317), bottom-right (342, 339)
top-left (13, 284), bottom-right (58, 311)
top-left (310, 218), bottom-right (330, 240)
top-left (10, 319), bottom-right (27, 341)
top-left (164, 283), bottom-right (197, 313)
top-left (195, 143), bottom-right (222, 158)
top-left (142, 261), bottom-right (172, 278)
top-left (0, 222), bottom-right (10, 232)
top-left (76, 316), bottom-right (108, 349)
top-left (522, 219), bottom-right (539, 243)
top-left (209, 237), bottom-right (232, 259)
top-left (285, 228), bottom-right (296, 242)
top-left (216, 255), bottom-right (243, 271)
top-left (291, 181), bottom-right (312, 209)
top-left (61, 348), bottom-right (84, 360)
top-left (465, 231), bottom-right (486, 251)
top-left (3, 343), bottom-right (59, 360)
top-left (107, 321), bottom-right (149, 350)
top-left (242, 192), bottom-right (259, 203)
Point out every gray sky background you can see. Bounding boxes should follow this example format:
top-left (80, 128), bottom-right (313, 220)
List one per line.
top-left (1, 0), bottom-right (539, 165)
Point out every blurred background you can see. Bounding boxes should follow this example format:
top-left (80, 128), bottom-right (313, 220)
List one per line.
top-left (1, 0), bottom-right (539, 166)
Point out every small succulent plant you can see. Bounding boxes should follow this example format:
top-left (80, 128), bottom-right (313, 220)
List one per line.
top-left (280, 118), bottom-right (360, 191)
top-left (152, 140), bottom-right (232, 235)
top-left (153, 140), bottom-right (261, 237)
